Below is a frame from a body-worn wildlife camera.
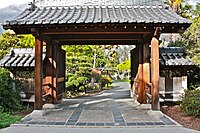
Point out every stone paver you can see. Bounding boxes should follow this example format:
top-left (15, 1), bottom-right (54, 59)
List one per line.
top-left (16, 82), bottom-right (178, 127)
top-left (1, 126), bottom-right (200, 133)
top-left (79, 110), bottom-right (114, 123)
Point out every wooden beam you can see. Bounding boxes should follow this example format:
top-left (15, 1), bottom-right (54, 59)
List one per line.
top-left (59, 40), bottom-right (138, 45)
top-left (139, 33), bottom-right (153, 45)
top-left (143, 43), bottom-right (150, 103)
top-left (50, 34), bottom-right (143, 41)
top-left (34, 37), bottom-right (43, 110)
top-left (4, 23), bottom-right (190, 35)
top-left (41, 24), bottom-right (154, 33)
top-left (137, 44), bottom-right (143, 104)
top-left (44, 31), bottom-right (150, 35)
top-left (151, 27), bottom-right (161, 110)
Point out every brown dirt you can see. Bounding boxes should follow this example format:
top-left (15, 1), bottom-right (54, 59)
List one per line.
top-left (161, 105), bottom-right (200, 131)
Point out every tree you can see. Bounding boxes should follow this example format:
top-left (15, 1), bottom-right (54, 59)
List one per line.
top-left (181, 3), bottom-right (193, 19)
top-left (17, 35), bottom-right (35, 48)
top-left (167, 0), bottom-right (193, 19)
top-left (116, 59), bottom-right (131, 79)
top-left (167, 0), bottom-right (184, 13)
top-left (170, 3), bottom-right (200, 64)
top-left (0, 32), bottom-right (19, 59)
top-left (117, 60), bottom-right (130, 72)
top-left (63, 45), bottom-right (110, 92)
top-left (168, 3), bottom-right (200, 89)
top-left (0, 32), bottom-right (35, 59)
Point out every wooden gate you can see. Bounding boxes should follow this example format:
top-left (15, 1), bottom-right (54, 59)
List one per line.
top-left (44, 44), bottom-right (66, 104)
top-left (56, 46), bottom-right (66, 101)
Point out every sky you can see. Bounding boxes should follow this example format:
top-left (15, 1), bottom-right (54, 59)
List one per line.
top-left (0, 0), bottom-right (199, 8)
top-left (0, 0), bottom-right (31, 8)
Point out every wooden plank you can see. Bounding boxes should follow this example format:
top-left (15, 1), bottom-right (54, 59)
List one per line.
top-left (143, 43), bottom-right (150, 103)
top-left (57, 77), bottom-right (65, 83)
top-left (151, 37), bottom-right (160, 110)
top-left (130, 46), bottom-right (139, 92)
top-left (34, 38), bottom-right (43, 110)
top-left (44, 43), bottom-right (53, 103)
top-left (137, 44), bottom-right (143, 104)
top-left (56, 46), bottom-right (66, 100)
top-left (130, 49), bottom-right (134, 89)
top-left (52, 44), bottom-right (58, 104)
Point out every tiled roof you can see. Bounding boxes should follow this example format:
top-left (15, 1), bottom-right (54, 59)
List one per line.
top-left (0, 47), bottom-right (194, 69)
top-left (5, 4), bottom-right (191, 26)
top-left (0, 48), bottom-right (45, 68)
top-left (35, 0), bottom-right (164, 7)
top-left (159, 47), bottom-right (194, 66)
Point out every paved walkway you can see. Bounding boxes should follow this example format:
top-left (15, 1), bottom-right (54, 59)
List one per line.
top-left (1, 82), bottom-right (199, 133)
top-left (16, 82), bottom-right (175, 126)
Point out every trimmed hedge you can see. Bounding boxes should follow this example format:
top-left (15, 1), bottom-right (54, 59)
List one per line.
top-left (0, 68), bottom-right (22, 112)
top-left (0, 112), bottom-right (21, 128)
top-left (181, 89), bottom-right (200, 117)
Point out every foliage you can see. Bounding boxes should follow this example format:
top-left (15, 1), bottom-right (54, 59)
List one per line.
top-left (167, 0), bottom-right (183, 13)
top-left (187, 66), bottom-right (200, 90)
top-left (168, 3), bottom-right (200, 65)
top-left (181, 89), bottom-right (200, 117)
top-left (116, 60), bottom-right (130, 72)
top-left (180, 3), bottom-right (193, 19)
top-left (167, 3), bottom-right (200, 90)
top-left (0, 112), bottom-right (22, 129)
top-left (167, 0), bottom-right (192, 19)
top-left (0, 32), bottom-right (19, 59)
top-left (17, 35), bottom-right (35, 48)
top-left (0, 32), bottom-right (35, 59)
top-left (63, 45), bottom-right (95, 92)
top-left (101, 75), bottom-right (112, 87)
top-left (0, 68), bottom-right (22, 112)
top-left (63, 45), bottom-right (119, 92)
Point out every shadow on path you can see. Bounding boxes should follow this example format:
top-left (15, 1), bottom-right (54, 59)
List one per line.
top-left (15, 82), bottom-right (178, 127)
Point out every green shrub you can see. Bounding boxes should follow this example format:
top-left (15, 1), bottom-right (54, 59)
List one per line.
top-left (0, 68), bottom-right (22, 112)
top-left (0, 112), bottom-right (22, 128)
top-left (187, 66), bottom-right (200, 90)
top-left (102, 75), bottom-right (112, 87)
top-left (181, 89), bottom-right (200, 117)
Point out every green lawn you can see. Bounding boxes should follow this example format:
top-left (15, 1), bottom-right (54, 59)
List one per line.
top-left (0, 112), bottom-right (22, 129)
top-left (116, 79), bottom-right (130, 83)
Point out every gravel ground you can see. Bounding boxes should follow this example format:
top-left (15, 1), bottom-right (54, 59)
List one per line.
top-left (161, 105), bottom-right (200, 131)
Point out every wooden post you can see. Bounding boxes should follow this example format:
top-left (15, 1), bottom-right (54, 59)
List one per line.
top-left (137, 44), bottom-right (143, 104)
top-left (34, 38), bottom-right (43, 110)
top-left (143, 43), bottom-right (150, 103)
top-left (151, 35), bottom-right (160, 110)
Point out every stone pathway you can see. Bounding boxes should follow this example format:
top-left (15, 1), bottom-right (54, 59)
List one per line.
top-left (17, 82), bottom-right (177, 127)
